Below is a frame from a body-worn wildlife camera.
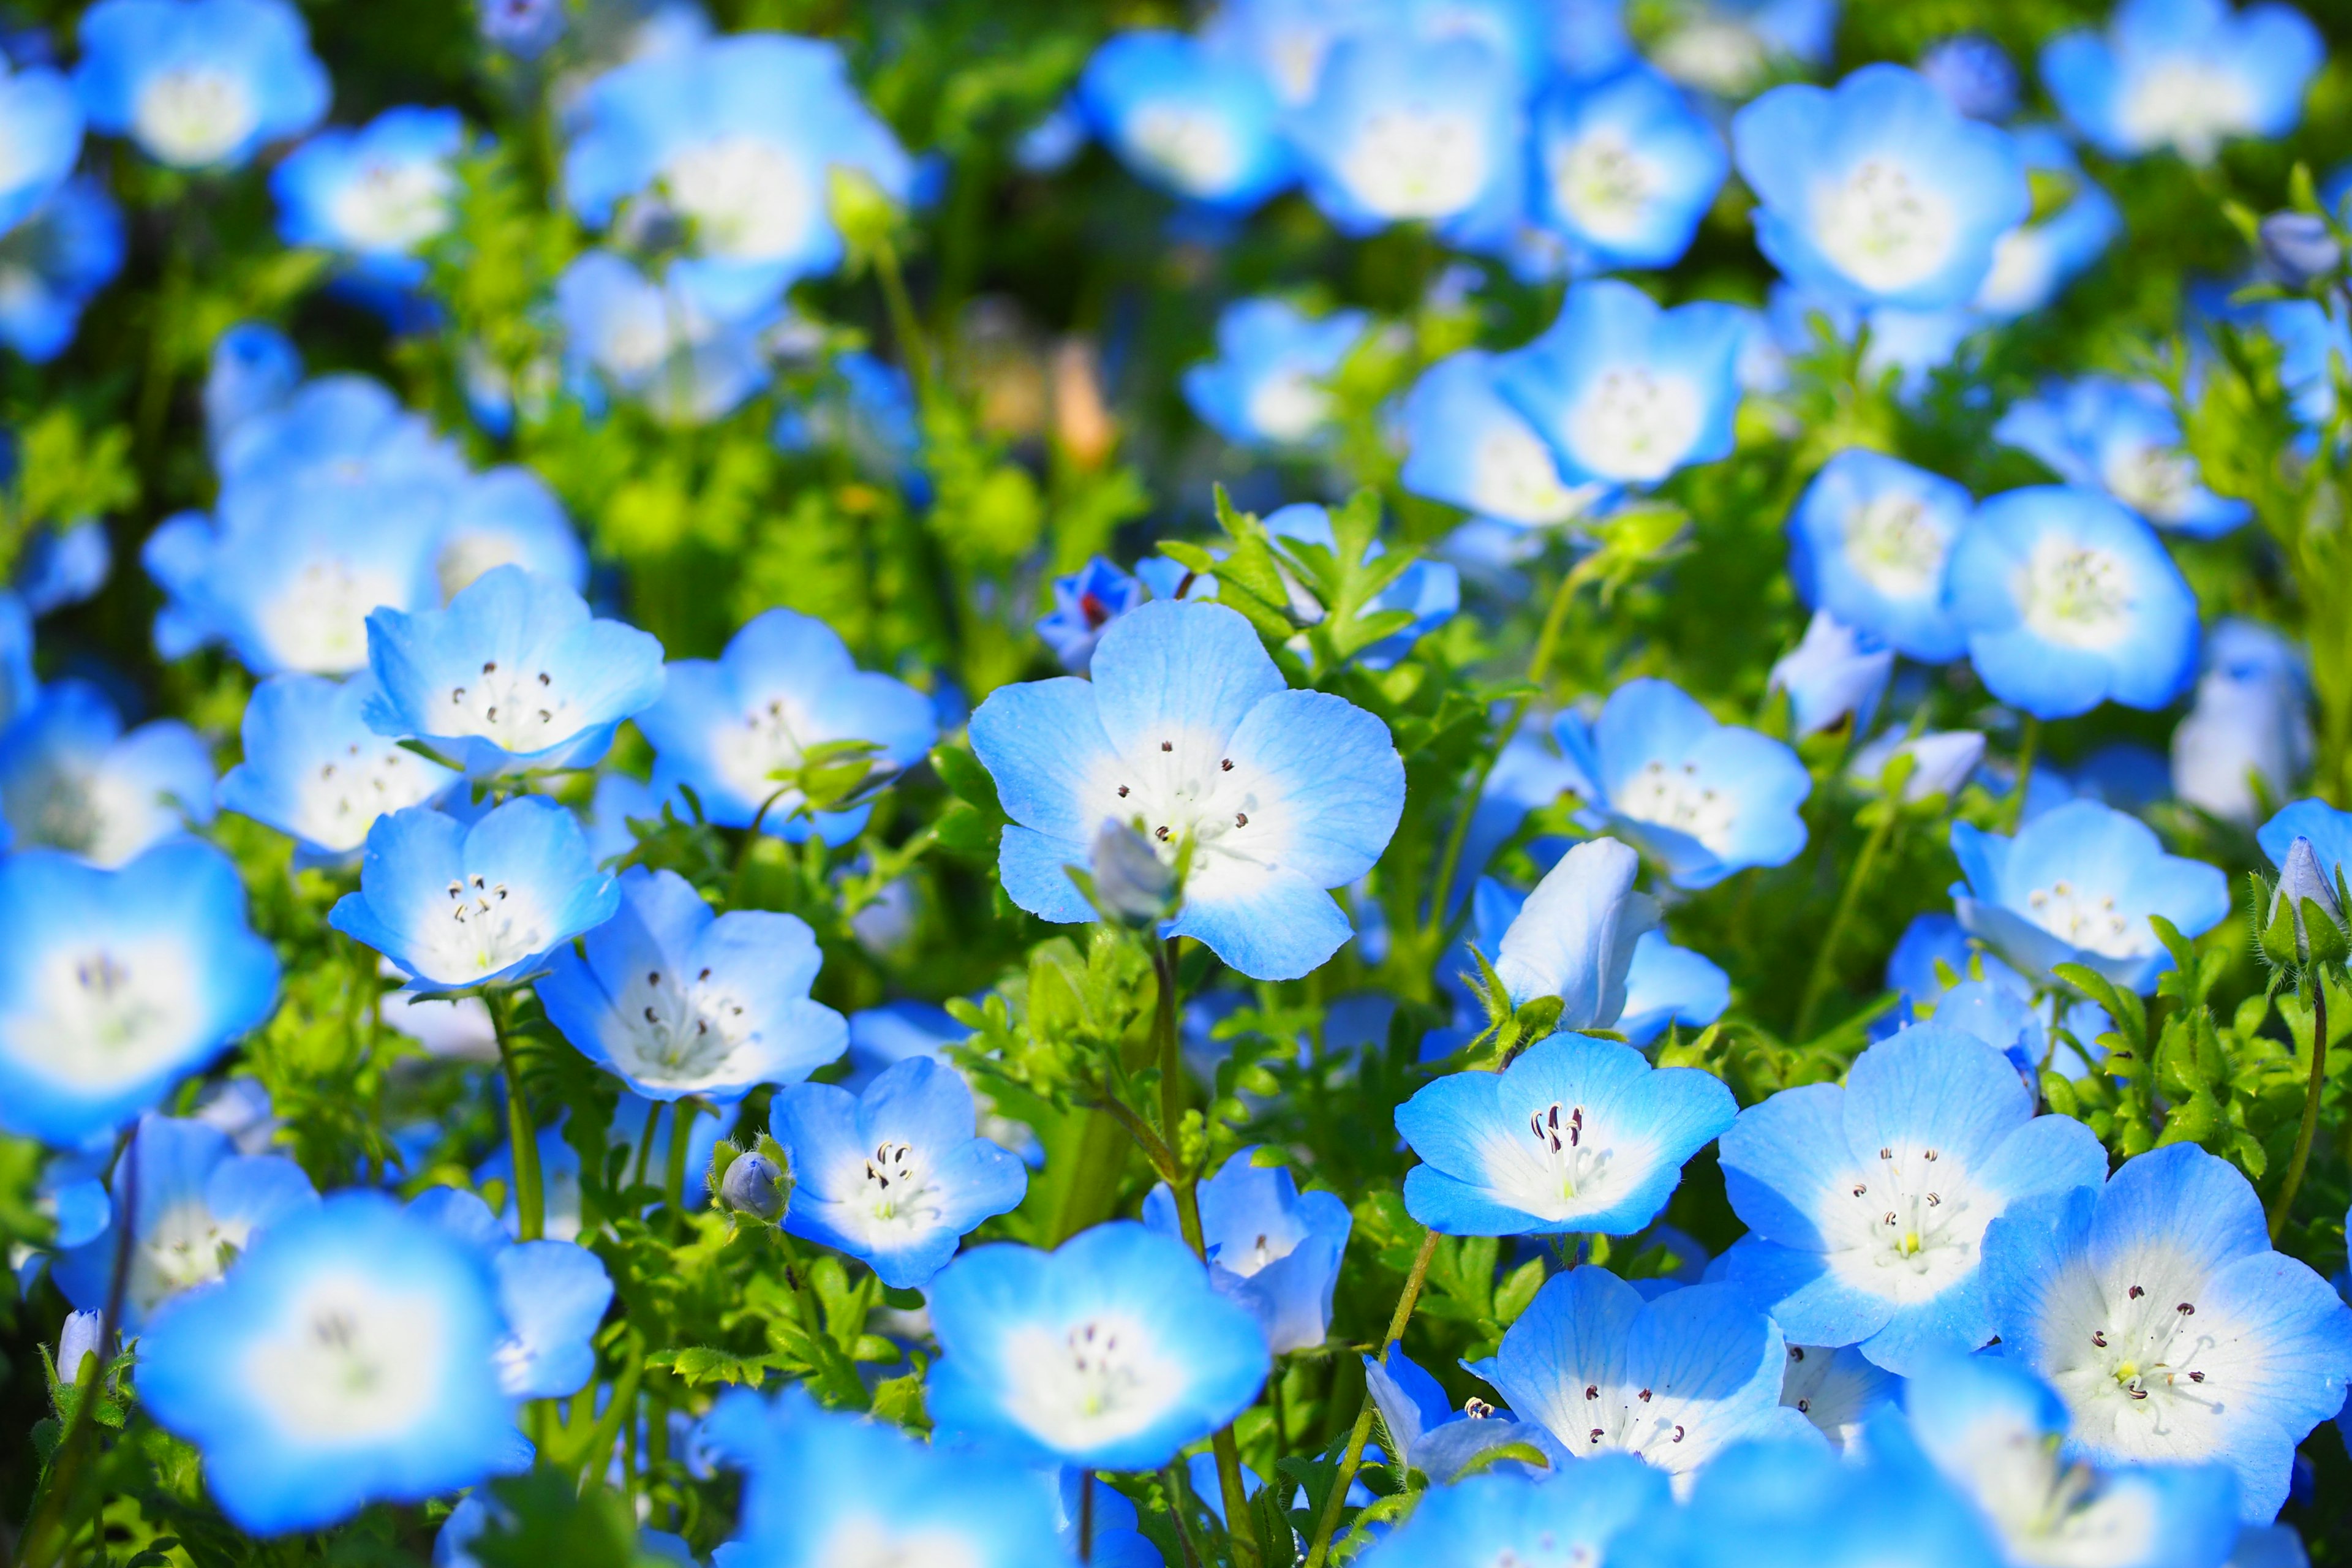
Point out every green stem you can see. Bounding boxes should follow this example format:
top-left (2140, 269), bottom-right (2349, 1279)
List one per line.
top-left (1303, 1230), bottom-right (1441, 1568)
top-left (1792, 805), bottom-right (1898, 1041)
top-left (871, 236), bottom-right (936, 411)
top-left (666, 1098), bottom-right (704, 1238)
top-left (2269, 979), bottom-right (2331, 1242)
top-left (630, 1098), bottom-right (665, 1197)
top-left (1155, 937), bottom-right (1185, 1160)
top-left (2003, 716), bottom-right (2040, 833)
top-left (490, 989), bottom-right (545, 1242)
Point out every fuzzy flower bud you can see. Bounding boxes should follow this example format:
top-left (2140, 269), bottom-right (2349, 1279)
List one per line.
top-left (58, 1310), bottom-right (104, 1382)
top-left (1090, 819), bottom-right (1177, 927)
top-left (720, 1151), bottom-right (789, 1223)
top-left (2262, 835), bottom-right (2348, 970)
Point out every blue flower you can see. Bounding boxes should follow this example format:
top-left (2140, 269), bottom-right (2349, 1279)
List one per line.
top-left (0, 841), bottom-right (279, 1146)
top-left (538, 865), bottom-right (847, 1103)
top-left (1036, 556), bottom-right (1144, 674)
top-left (1363, 1343), bottom-right (1569, 1482)
top-left (17, 518), bottom-right (113, 617)
top-left (1768, 612), bottom-right (1893, 737)
top-left (213, 371), bottom-right (465, 499)
top-left (771, 1055), bottom-right (1026, 1289)
top-left (1529, 64), bottom-right (1725, 272)
top-left (1878, 1352), bottom-right (2242, 1567)
top-left (1363, 1455), bottom-right (1667, 1567)
top-left (328, 799), bottom-right (620, 992)
top-left (74, 0), bottom-right (328, 170)
top-left (1970, 129), bottom-right (2120, 320)
top-left (1994, 379), bottom-right (2249, 539)
top-left (1264, 501), bottom-right (1460, 671)
top-left (1283, 31), bottom-right (1523, 249)
top-left (1778, 1342), bottom-right (1899, 1452)
top-left (564, 34), bottom-right (912, 320)
top-left (1144, 1147), bottom-right (1352, 1354)
top-left (771, 351), bottom-right (924, 492)
top-left (1945, 487), bottom-right (2201, 720)
top-left (0, 590), bottom-right (30, 734)
top-left (53, 1112), bottom-right (316, 1329)
top-left (1732, 64), bottom-right (2030, 311)
top-left (1719, 1024), bottom-right (2108, 1375)
top-left (0, 58), bottom-right (81, 236)
top-left (1487, 837), bottom-right (1657, 1023)
top-left (272, 106), bottom-right (462, 289)
top-left (1398, 350), bottom-right (1604, 530)
top-left (203, 322), bottom-right (302, 451)
top-left (925, 1222), bottom-right (1268, 1469)
top-left (1918, 36), bottom-right (2021, 121)
top-left (968, 598), bottom-right (1404, 981)
top-left (361, 566), bottom-right (664, 778)
top-left (1877, 913), bottom-right (2112, 1077)
top-left (703, 1386), bottom-right (1062, 1568)
top-left (555, 249), bottom-right (773, 425)
top-left (1469, 1268), bottom-right (1820, 1473)
top-left (1555, 679), bottom-right (1811, 890)
top-left (0, 679), bottom-right (214, 866)
top-left (1493, 279), bottom-right (1747, 489)
top-left (434, 468), bottom-right (591, 600)
top-left (1949, 799), bottom-right (2228, 992)
top-left (221, 672), bottom-right (463, 860)
top-left (0, 177), bottom-right (126, 363)
top-left (406, 1186), bottom-right (613, 1399)
top-left (2172, 620), bottom-right (2310, 825)
top-left (636, 606), bottom-right (936, 846)
top-left (1076, 31), bottom-right (1294, 212)
top-left (1398, 1031), bottom-right (1733, 1237)
top-left (2042, 0), bottom-right (2322, 165)
top-left (1983, 1143), bottom-right (2352, 1521)
top-left (1786, 448), bottom-right (1973, 663)
top-left (1619, 929), bottom-right (1732, 1047)
top-left (1182, 297), bottom-right (1368, 450)
top-left (136, 1191), bottom-right (521, 1534)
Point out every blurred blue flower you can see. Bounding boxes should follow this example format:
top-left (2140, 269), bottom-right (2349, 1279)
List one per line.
top-left (636, 606), bottom-right (936, 846)
top-left (361, 565), bottom-right (665, 778)
top-left (1284, 31), bottom-right (1522, 249)
top-left (328, 799), bottom-right (620, 992)
top-left (0, 590), bottom-right (30, 733)
top-left (1994, 378), bottom-right (2249, 538)
top-left (1399, 1032), bottom-right (1734, 1237)
top-left (539, 865), bottom-right (846, 1103)
top-left (2258, 799), bottom-right (2352, 892)
top-left (1077, 31), bottom-right (1293, 211)
top-left (1768, 612), bottom-right (1893, 737)
top-left (0, 840), bottom-right (277, 1146)
top-left (203, 322), bottom-right (301, 451)
top-left (2172, 619), bottom-right (2310, 824)
top-left (137, 1192), bottom-right (519, 1534)
top-left (17, 518), bottom-right (113, 617)
top-left (272, 105), bottom-right (463, 289)
top-left (1849, 729), bottom-right (1986, 807)
top-left (1778, 1341), bottom-right (1899, 1452)
top-left (213, 371), bottom-right (464, 498)
top-left (773, 1055), bottom-right (1027, 1288)
top-left (1035, 556), bottom-right (1143, 674)
top-left (1984, 1142), bottom-right (2352, 1521)
top-left (1619, 929), bottom-right (1731, 1047)
top-left (1529, 64), bottom-right (1725, 272)
top-left (925, 1221), bottom-right (1269, 1468)
top-left (1182, 297), bottom-right (1367, 450)
top-left (0, 178), bottom-right (126, 362)
top-left (53, 1112), bottom-right (316, 1329)
top-left (1950, 799), bottom-right (2230, 992)
top-left (1971, 128), bottom-right (2120, 320)
top-left (1732, 64), bottom-right (2029, 311)
top-left (477, 0), bottom-right (565, 59)
top-left (1363, 1342), bottom-right (1568, 1481)
top-left (1880, 1351), bottom-right (2242, 1567)
top-left (1787, 448), bottom-right (1973, 663)
top-left (1945, 487), bottom-right (2201, 720)
top-left (1469, 1268), bottom-right (1819, 1472)
top-left (556, 249), bottom-right (772, 424)
top-left (1719, 1023), bottom-right (2107, 1375)
top-left (434, 467), bottom-right (591, 601)
top-left (1556, 678), bottom-right (1811, 890)
top-left (1918, 36), bottom-right (2019, 121)
top-left (1145, 1146), bottom-right (1351, 1353)
top-left (969, 599), bottom-right (1404, 981)
top-left (74, 0), bottom-right (328, 170)
top-left (0, 679), bottom-right (214, 865)
top-left (704, 1385), bottom-right (1062, 1568)
top-left (564, 33), bottom-right (911, 320)
top-left (0, 57), bottom-right (81, 235)
top-left (1493, 279), bottom-right (1747, 489)
top-left (1366, 1455), bottom-right (1665, 1566)
top-left (2042, 0), bottom-right (2322, 165)
top-left (771, 350), bottom-right (922, 491)
top-left (407, 1186), bottom-right (613, 1398)
top-left (1399, 350), bottom-right (1603, 530)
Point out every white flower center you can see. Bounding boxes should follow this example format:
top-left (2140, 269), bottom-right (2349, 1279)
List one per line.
top-left (608, 961), bottom-right (760, 1089)
top-left (2038, 1248), bottom-right (2224, 1463)
top-left (442, 655), bottom-right (582, 755)
top-left (1823, 1142), bottom-right (1989, 1305)
top-left (131, 1198), bottom-right (249, 1317)
top-left (1564, 368), bottom-right (1703, 483)
top-left (297, 737), bottom-right (448, 854)
top-left (132, 65), bottom-right (260, 167)
top-left (247, 1274), bottom-right (448, 1442)
top-left (714, 694), bottom-right (818, 818)
top-left (437, 532), bottom-right (529, 603)
top-left (1245, 369), bottom-right (1332, 444)
top-left (413, 869), bottom-right (554, 983)
top-left (1468, 424), bottom-right (1591, 526)
top-left (10, 940), bottom-right (198, 1088)
top-left (812, 1515), bottom-right (987, 1568)
top-left (857, 1139), bottom-right (944, 1231)
top-left (1097, 733), bottom-right (1272, 879)
top-left (1843, 491), bottom-right (1954, 600)
top-left (2018, 540), bottom-right (2135, 650)
top-left (1338, 108), bottom-right (1489, 220)
top-left (1812, 159), bottom-right (1958, 294)
top-left (2098, 441), bottom-right (2196, 524)
top-left (326, 158), bottom-right (455, 254)
top-left (259, 559), bottom-right (413, 674)
top-left (1946, 1422), bottom-right (2164, 1566)
top-left (1003, 1314), bottom-right (1186, 1448)
top-left (1547, 126), bottom-right (1657, 246)
top-left (662, 135), bottom-right (816, 262)
top-left (2116, 59), bottom-right (2255, 162)
top-left (1615, 758), bottom-right (1738, 853)
top-left (2022, 877), bottom-right (2150, 960)
top-left (1125, 104), bottom-right (1243, 198)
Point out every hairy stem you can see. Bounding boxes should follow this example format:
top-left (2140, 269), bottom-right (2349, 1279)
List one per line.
top-left (491, 989), bottom-right (545, 1242)
top-left (2269, 980), bottom-right (2331, 1242)
top-left (1792, 805), bottom-right (1897, 1041)
top-left (1302, 1229), bottom-right (1441, 1568)
top-left (2003, 715), bottom-right (2040, 833)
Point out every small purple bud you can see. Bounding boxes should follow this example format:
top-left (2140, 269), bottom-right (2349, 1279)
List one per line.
top-left (477, 0), bottom-right (565, 60)
top-left (720, 1152), bottom-right (786, 1221)
top-left (1918, 36), bottom-right (2019, 121)
top-left (58, 1310), bottom-right (104, 1381)
top-left (2260, 212), bottom-right (2342, 288)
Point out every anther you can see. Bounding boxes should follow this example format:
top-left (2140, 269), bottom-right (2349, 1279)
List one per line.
top-left (1879, 1147), bottom-right (1893, 1159)
top-left (1588, 1430), bottom-right (1602, 1445)
top-left (648, 971), bottom-right (660, 986)
top-left (1235, 812), bottom-right (1248, 827)
top-left (1221, 758), bottom-right (1233, 771)
top-left (1672, 1425), bottom-right (1684, 1442)
top-left (643, 1006), bottom-right (657, 1022)
top-left (1638, 1389), bottom-right (1651, 1401)
top-left (483, 661), bottom-right (496, 674)
top-left (1161, 741), bottom-right (1172, 752)
top-left (2128, 1285), bottom-right (2144, 1299)
top-left (1923, 1149), bottom-right (1938, 1161)
top-left (1797, 1399), bottom-right (1811, 1413)
top-left (1585, 1385), bottom-right (1598, 1400)
top-left (1927, 1193), bottom-right (1940, 1206)
top-left (2190, 1371), bottom-right (2205, 1382)
top-left (1789, 1347), bottom-right (1804, 1362)
top-left (1852, 1184), bottom-right (1866, 1197)
top-left (2176, 1303), bottom-right (2195, 1315)
top-left (2092, 1331), bottom-right (2108, 1348)
top-left (698, 968), bottom-right (711, 981)
top-left (1117, 785), bottom-right (1129, 797)
top-left (1154, 826), bottom-right (1169, 842)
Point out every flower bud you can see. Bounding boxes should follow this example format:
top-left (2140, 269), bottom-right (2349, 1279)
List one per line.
top-left (2260, 212), bottom-right (2342, 288)
top-left (719, 1151), bottom-right (788, 1223)
top-left (1090, 819), bottom-right (1177, 926)
top-left (58, 1310), bottom-right (104, 1382)
top-left (2265, 835), bottom-right (2348, 968)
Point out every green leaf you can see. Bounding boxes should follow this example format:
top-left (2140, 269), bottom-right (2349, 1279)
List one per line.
top-left (646, 1346), bottom-right (769, 1387)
